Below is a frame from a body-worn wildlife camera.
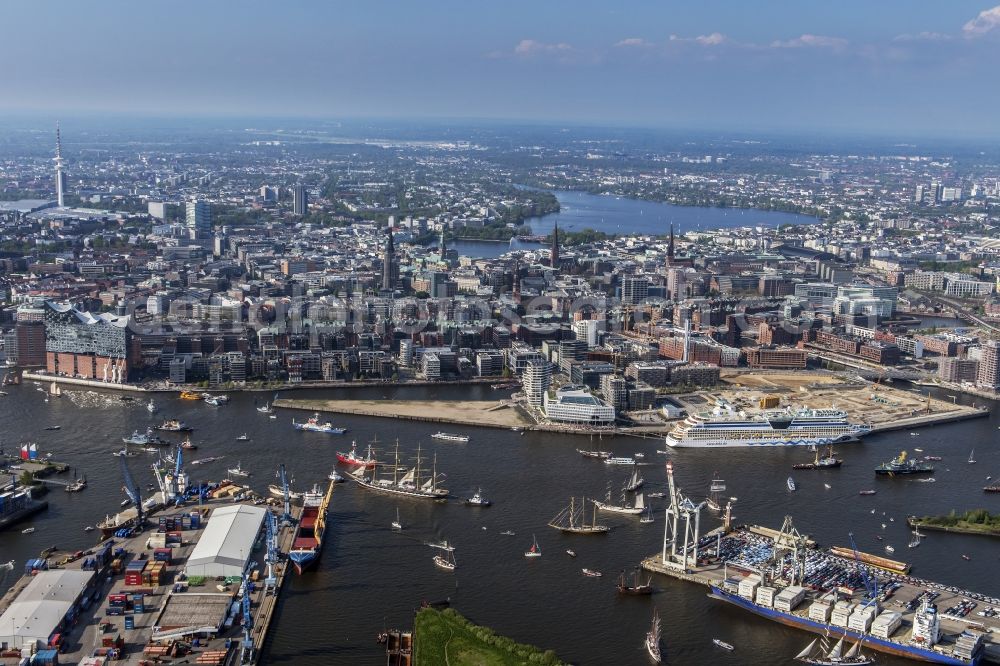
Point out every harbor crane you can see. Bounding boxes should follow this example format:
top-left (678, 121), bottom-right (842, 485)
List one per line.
top-left (119, 455), bottom-right (144, 531)
top-left (848, 532), bottom-right (879, 607)
top-left (264, 509), bottom-right (279, 593)
top-left (239, 574), bottom-right (255, 664)
top-left (277, 464), bottom-right (292, 525)
top-left (661, 460), bottom-right (706, 571)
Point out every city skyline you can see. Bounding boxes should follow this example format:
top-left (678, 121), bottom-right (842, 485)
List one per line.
top-left (1, 1), bottom-right (1000, 137)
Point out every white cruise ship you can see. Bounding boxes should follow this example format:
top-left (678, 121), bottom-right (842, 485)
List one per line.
top-left (665, 401), bottom-right (871, 448)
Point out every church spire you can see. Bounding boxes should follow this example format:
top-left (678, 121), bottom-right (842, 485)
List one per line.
top-left (550, 221), bottom-right (560, 266)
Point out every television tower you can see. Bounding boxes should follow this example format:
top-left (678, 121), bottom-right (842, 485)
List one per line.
top-left (54, 123), bottom-right (65, 207)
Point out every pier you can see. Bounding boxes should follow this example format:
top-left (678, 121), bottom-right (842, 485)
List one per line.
top-left (641, 525), bottom-right (1000, 664)
top-left (0, 491), bottom-right (305, 666)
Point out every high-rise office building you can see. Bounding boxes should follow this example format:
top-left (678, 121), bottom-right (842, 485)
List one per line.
top-left (186, 200), bottom-right (212, 239)
top-left (293, 184), bottom-right (308, 215)
top-left (522, 359), bottom-right (552, 408)
top-left (976, 340), bottom-right (1000, 391)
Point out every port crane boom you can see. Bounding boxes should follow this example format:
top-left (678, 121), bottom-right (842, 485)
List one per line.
top-left (277, 464), bottom-right (292, 524)
top-left (848, 532), bottom-right (878, 606)
top-left (119, 455), bottom-right (144, 529)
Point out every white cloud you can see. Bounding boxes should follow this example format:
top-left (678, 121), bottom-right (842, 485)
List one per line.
top-left (668, 32), bottom-right (727, 46)
top-left (963, 4), bottom-right (1000, 38)
top-left (770, 34), bottom-right (848, 49)
top-left (615, 37), bottom-right (652, 48)
top-left (893, 31), bottom-right (953, 42)
top-left (513, 39), bottom-right (573, 56)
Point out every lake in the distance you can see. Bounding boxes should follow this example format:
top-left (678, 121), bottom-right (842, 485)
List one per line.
top-left (451, 190), bottom-right (817, 258)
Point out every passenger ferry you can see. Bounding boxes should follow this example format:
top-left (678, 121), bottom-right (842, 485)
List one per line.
top-left (665, 401), bottom-right (871, 448)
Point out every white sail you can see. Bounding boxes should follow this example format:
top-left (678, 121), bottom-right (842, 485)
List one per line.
top-left (635, 492), bottom-right (645, 510)
top-left (399, 468), bottom-right (416, 485)
top-left (421, 477), bottom-right (434, 491)
top-left (795, 638), bottom-right (818, 660)
top-left (844, 638), bottom-right (862, 659)
top-left (826, 637), bottom-right (844, 660)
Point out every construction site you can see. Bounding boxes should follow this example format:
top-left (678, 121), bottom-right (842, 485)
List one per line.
top-left (669, 370), bottom-right (988, 433)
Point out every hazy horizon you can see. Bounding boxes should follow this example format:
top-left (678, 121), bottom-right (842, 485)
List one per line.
top-left (3, 1), bottom-right (1000, 138)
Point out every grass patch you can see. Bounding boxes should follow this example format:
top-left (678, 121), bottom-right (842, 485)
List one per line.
top-left (413, 607), bottom-right (564, 666)
top-left (912, 509), bottom-right (1000, 536)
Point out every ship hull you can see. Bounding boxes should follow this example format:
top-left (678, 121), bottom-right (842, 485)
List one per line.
top-left (351, 476), bottom-right (448, 500)
top-left (667, 434), bottom-right (862, 448)
top-left (288, 549), bottom-right (319, 574)
top-left (709, 587), bottom-right (979, 665)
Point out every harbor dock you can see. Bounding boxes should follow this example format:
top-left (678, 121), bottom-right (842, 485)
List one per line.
top-left (641, 524), bottom-right (1000, 664)
top-left (0, 491), bottom-right (306, 666)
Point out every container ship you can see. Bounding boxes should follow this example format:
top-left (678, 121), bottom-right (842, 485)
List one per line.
top-left (709, 583), bottom-right (983, 665)
top-left (666, 401), bottom-right (871, 448)
top-left (289, 481), bottom-right (333, 574)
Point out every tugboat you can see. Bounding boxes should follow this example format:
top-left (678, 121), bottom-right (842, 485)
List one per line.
top-left (792, 444), bottom-right (842, 470)
top-left (293, 413), bottom-right (346, 434)
top-left (465, 488), bottom-right (492, 507)
top-left (875, 450), bottom-right (934, 475)
top-left (645, 610), bottom-right (662, 664)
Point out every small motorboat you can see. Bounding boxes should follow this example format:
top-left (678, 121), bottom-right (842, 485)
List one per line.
top-left (328, 468), bottom-right (345, 483)
top-left (885, 545), bottom-right (895, 554)
top-left (236, 433), bottom-right (249, 441)
top-left (858, 490), bottom-right (877, 496)
top-left (44, 425), bottom-right (61, 431)
top-left (713, 639), bottom-right (735, 651)
top-left (582, 568), bottom-right (602, 577)
top-left (227, 461), bottom-right (250, 477)
top-left (787, 476), bottom-right (797, 492)
top-left (566, 549), bottom-right (576, 558)
top-left (824, 483), bottom-right (831, 490)
top-left (500, 530), bottom-right (516, 536)
top-left (83, 526), bottom-right (94, 532)
top-left (21, 527), bottom-right (35, 534)
top-left (962, 554), bottom-right (971, 561)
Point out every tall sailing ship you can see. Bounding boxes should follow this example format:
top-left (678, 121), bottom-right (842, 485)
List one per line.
top-left (289, 481), bottom-right (334, 574)
top-left (666, 401), bottom-right (871, 448)
top-left (548, 497), bottom-right (609, 534)
top-left (645, 610), bottom-right (662, 663)
top-left (593, 483), bottom-right (644, 515)
top-left (351, 441), bottom-right (449, 500)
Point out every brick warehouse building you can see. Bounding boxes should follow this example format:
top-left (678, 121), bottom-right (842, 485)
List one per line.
top-left (43, 301), bottom-right (141, 382)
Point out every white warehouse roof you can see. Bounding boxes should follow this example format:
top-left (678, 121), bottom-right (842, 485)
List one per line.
top-left (185, 504), bottom-right (267, 578)
top-left (0, 569), bottom-right (95, 649)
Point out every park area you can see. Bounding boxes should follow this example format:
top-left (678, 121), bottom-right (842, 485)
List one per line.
top-left (413, 608), bottom-right (564, 666)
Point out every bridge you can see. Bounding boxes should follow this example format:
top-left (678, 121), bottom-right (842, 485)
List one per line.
top-left (803, 346), bottom-right (924, 382)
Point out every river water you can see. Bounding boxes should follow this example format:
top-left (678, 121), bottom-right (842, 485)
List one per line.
top-left (0, 382), bottom-right (997, 665)
top-left (451, 190), bottom-right (817, 259)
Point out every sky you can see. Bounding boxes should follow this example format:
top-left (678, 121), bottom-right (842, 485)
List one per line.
top-left (2, 1), bottom-right (1000, 138)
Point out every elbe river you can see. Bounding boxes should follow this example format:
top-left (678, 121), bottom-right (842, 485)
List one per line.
top-left (2, 382), bottom-right (998, 666)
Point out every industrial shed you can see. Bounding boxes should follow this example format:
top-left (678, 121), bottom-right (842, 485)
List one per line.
top-left (184, 504), bottom-right (266, 578)
top-left (0, 569), bottom-right (95, 650)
